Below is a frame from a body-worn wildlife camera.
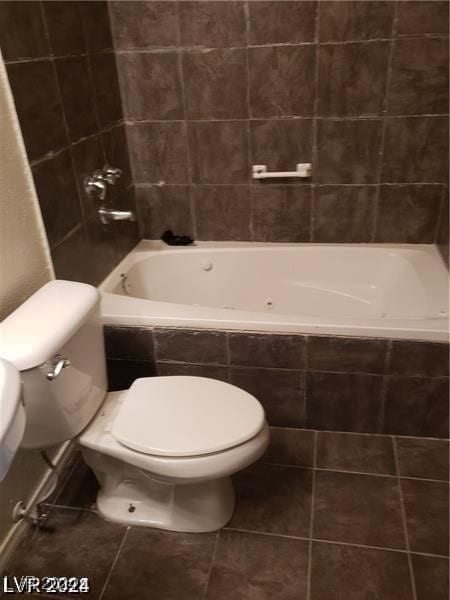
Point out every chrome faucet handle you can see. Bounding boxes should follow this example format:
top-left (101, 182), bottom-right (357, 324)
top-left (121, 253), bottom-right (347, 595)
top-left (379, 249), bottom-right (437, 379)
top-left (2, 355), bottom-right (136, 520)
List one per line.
top-left (102, 165), bottom-right (122, 185)
top-left (84, 173), bottom-right (107, 201)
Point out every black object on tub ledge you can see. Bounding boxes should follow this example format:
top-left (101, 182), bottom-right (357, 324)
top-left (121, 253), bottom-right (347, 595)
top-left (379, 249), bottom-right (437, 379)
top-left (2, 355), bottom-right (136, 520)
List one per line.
top-left (161, 230), bottom-right (194, 246)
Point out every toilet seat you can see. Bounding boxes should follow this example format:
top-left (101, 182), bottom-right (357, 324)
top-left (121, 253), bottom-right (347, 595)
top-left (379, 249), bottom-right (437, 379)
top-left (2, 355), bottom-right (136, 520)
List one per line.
top-left (112, 376), bottom-right (265, 458)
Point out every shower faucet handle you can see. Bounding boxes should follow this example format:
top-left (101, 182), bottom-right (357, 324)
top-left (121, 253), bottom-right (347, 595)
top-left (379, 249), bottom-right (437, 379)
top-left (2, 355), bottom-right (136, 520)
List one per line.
top-left (101, 165), bottom-right (122, 185)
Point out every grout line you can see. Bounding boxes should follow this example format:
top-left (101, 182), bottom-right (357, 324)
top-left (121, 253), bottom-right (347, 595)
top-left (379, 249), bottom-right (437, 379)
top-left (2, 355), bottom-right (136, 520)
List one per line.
top-left (261, 462), bottom-right (449, 484)
top-left (371, 1), bottom-right (399, 242)
top-left (98, 527), bottom-right (130, 600)
top-left (224, 526), bottom-right (450, 558)
top-left (124, 114), bottom-right (449, 125)
top-left (378, 339), bottom-right (393, 433)
top-left (201, 531), bottom-right (220, 600)
top-left (392, 436), bottom-right (419, 600)
top-left (97, 33), bottom-right (450, 58)
top-left (434, 186), bottom-right (447, 243)
top-left (310, 2), bottom-right (321, 243)
top-left (306, 430), bottom-right (318, 600)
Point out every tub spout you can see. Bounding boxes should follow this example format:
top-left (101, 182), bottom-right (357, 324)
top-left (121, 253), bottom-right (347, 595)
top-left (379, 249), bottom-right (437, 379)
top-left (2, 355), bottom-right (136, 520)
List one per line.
top-left (99, 206), bottom-right (136, 225)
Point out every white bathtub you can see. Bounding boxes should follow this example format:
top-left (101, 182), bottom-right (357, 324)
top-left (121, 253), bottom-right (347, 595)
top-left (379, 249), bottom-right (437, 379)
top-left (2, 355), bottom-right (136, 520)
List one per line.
top-left (99, 241), bottom-right (449, 342)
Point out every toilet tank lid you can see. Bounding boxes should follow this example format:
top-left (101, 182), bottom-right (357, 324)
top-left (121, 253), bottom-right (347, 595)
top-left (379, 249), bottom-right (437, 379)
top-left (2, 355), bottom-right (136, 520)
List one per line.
top-left (0, 280), bottom-right (100, 370)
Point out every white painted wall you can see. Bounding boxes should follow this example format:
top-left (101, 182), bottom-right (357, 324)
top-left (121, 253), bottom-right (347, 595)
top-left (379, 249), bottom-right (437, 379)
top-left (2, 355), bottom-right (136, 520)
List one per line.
top-left (0, 51), bottom-right (55, 553)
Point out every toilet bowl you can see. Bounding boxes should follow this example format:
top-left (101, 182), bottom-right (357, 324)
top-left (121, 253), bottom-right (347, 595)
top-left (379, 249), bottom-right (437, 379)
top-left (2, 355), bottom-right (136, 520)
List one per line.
top-left (0, 280), bottom-right (269, 532)
top-left (79, 376), bottom-right (269, 531)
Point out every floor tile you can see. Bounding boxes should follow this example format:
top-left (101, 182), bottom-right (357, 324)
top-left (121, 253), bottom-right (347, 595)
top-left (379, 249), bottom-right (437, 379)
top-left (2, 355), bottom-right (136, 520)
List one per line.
top-left (102, 528), bottom-right (216, 600)
top-left (5, 509), bottom-right (126, 599)
top-left (396, 437), bottom-right (449, 481)
top-left (205, 530), bottom-right (309, 600)
top-left (309, 541), bottom-right (413, 600)
top-left (313, 471), bottom-right (405, 549)
top-left (316, 432), bottom-right (396, 475)
top-left (263, 428), bottom-right (315, 467)
top-left (229, 463), bottom-right (313, 537)
top-left (411, 554), bottom-right (449, 600)
top-left (401, 478), bottom-right (449, 555)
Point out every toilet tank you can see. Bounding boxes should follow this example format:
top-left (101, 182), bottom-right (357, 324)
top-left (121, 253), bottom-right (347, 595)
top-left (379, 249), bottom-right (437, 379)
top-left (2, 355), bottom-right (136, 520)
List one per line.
top-left (0, 280), bottom-right (107, 449)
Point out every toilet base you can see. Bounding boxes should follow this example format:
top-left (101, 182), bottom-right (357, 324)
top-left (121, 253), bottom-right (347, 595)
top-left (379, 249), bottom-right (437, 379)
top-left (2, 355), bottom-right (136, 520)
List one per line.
top-left (83, 450), bottom-right (236, 532)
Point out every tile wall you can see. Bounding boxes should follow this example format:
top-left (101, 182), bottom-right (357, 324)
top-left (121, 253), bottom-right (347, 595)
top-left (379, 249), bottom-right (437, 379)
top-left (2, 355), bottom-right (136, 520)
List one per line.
top-left (109, 1), bottom-right (449, 246)
top-left (104, 326), bottom-right (450, 439)
top-left (0, 1), bottom-right (138, 285)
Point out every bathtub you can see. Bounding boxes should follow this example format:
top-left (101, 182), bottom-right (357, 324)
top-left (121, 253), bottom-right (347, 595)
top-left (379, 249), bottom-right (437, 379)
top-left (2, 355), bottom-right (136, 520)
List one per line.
top-left (99, 241), bottom-right (449, 342)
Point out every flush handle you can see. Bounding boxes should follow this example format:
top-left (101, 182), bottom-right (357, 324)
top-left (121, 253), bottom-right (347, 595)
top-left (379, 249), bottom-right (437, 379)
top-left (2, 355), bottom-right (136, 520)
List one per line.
top-left (47, 355), bottom-right (71, 381)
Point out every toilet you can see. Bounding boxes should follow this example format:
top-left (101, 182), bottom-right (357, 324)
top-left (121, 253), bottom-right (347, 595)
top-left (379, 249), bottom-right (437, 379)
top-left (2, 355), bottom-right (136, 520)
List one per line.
top-left (0, 280), bottom-right (269, 532)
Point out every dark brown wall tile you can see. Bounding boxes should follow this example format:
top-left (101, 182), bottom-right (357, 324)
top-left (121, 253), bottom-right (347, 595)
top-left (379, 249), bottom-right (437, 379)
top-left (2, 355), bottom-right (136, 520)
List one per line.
top-left (249, 45), bottom-right (316, 118)
top-left (396, 438), bottom-right (449, 481)
top-left (230, 367), bottom-right (305, 427)
top-left (194, 186), bottom-right (251, 241)
top-left (313, 185), bottom-right (376, 242)
top-left (55, 56), bottom-right (98, 143)
top-left (388, 38), bottom-right (449, 116)
top-left (411, 555), bottom-right (449, 600)
top-left (155, 328), bottom-right (228, 364)
top-left (383, 376), bottom-right (449, 438)
top-left (128, 122), bottom-right (190, 183)
top-left (375, 185), bottom-right (443, 243)
top-left (264, 427), bottom-right (315, 467)
top-left (0, 1), bottom-right (49, 61)
top-left (32, 151), bottom-right (82, 248)
top-left (318, 42), bottom-right (389, 116)
top-left (314, 470), bottom-right (405, 548)
top-left (402, 479), bottom-right (449, 555)
top-left (157, 362), bottom-right (229, 382)
top-left (188, 121), bottom-right (249, 184)
top-left (178, 1), bottom-right (246, 48)
top-left (80, 1), bottom-right (113, 53)
top-left (308, 336), bottom-right (387, 374)
top-left (117, 52), bottom-right (183, 120)
top-left (43, 1), bottom-right (85, 57)
top-left (114, 187), bottom-right (140, 259)
top-left (250, 119), bottom-right (313, 174)
top-left (135, 185), bottom-right (193, 239)
top-left (90, 52), bottom-right (122, 128)
top-left (6, 61), bottom-right (68, 161)
top-left (389, 341), bottom-right (449, 378)
top-left (83, 217), bottom-right (122, 285)
top-left (306, 371), bottom-right (383, 433)
top-left (251, 185), bottom-right (311, 242)
top-left (106, 358), bottom-right (156, 392)
top-left (381, 117), bottom-right (449, 183)
top-left (229, 332), bottom-right (306, 369)
top-left (109, 1), bottom-right (178, 49)
top-left (317, 119), bottom-right (382, 183)
top-left (396, 1), bottom-right (449, 36)
top-left (310, 542), bottom-right (413, 600)
top-left (317, 431), bottom-right (396, 475)
top-left (206, 530), bottom-right (309, 600)
top-left (249, 1), bottom-right (317, 45)
top-left (104, 326), bottom-right (154, 361)
top-left (183, 49), bottom-right (248, 120)
top-left (319, 1), bottom-right (394, 41)
top-left (51, 225), bottom-right (92, 284)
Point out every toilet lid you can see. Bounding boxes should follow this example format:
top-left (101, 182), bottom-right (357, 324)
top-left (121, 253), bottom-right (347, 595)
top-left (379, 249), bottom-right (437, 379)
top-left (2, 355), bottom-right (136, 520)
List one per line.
top-left (112, 376), bottom-right (265, 457)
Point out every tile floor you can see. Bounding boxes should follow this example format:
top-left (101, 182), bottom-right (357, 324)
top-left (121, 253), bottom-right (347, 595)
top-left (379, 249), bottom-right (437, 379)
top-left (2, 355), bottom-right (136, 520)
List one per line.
top-left (3, 429), bottom-right (449, 600)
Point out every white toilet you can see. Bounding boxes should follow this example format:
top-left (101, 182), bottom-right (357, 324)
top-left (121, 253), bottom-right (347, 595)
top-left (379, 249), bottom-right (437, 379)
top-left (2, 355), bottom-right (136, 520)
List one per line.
top-left (0, 280), bottom-right (269, 532)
